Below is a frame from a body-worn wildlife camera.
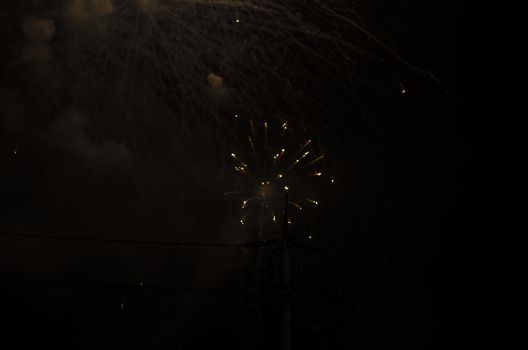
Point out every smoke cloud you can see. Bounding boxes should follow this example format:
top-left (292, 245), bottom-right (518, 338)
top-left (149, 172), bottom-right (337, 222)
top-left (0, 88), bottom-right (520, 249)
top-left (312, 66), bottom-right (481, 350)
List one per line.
top-left (68, 0), bottom-right (114, 23)
top-left (207, 72), bottom-right (227, 102)
top-left (53, 111), bottom-right (131, 170)
top-left (21, 17), bottom-right (55, 63)
top-left (22, 17), bottom-right (55, 42)
top-left (137, 0), bottom-right (159, 11)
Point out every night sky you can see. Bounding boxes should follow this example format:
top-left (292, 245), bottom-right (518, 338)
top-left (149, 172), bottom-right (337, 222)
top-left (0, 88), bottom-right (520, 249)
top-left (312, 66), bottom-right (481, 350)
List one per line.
top-left (1, 1), bottom-right (461, 349)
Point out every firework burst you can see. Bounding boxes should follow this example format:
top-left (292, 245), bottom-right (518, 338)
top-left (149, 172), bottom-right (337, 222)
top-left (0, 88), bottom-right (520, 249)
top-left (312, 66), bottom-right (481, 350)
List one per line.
top-left (225, 117), bottom-right (325, 235)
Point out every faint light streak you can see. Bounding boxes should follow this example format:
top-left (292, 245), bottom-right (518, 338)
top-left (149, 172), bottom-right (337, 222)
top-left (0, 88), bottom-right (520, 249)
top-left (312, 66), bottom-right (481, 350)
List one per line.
top-left (224, 191), bottom-right (241, 196)
top-left (303, 154), bottom-right (324, 168)
top-left (120, 293), bottom-right (126, 311)
top-left (301, 139), bottom-right (312, 148)
top-left (248, 136), bottom-right (256, 152)
top-left (290, 202), bottom-right (302, 210)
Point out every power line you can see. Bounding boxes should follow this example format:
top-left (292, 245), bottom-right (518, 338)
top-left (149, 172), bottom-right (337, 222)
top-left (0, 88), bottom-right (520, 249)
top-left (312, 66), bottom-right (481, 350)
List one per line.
top-left (2, 277), bottom-right (288, 293)
top-left (17, 308), bottom-right (232, 319)
top-left (2, 277), bottom-right (245, 292)
top-left (0, 231), bottom-right (244, 248)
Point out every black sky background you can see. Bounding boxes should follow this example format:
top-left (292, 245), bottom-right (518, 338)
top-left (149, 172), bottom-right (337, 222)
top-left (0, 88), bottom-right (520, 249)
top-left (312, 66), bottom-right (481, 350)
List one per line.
top-left (1, 1), bottom-right (461, 349)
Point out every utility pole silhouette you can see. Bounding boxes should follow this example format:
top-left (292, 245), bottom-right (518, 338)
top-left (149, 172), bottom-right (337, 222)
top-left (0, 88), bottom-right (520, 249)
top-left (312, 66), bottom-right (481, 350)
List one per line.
top-left (243, 191), bottom-right (331, 350)
top-left (281, 192), bottom-right (291, 350)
